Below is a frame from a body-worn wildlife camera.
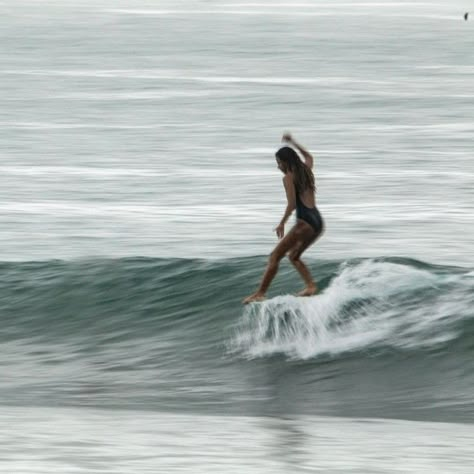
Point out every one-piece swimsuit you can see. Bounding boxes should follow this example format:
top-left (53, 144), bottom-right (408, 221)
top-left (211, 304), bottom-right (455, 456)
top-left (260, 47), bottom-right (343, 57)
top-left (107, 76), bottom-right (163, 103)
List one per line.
top-left (295, 193), bottom-right (324, 235)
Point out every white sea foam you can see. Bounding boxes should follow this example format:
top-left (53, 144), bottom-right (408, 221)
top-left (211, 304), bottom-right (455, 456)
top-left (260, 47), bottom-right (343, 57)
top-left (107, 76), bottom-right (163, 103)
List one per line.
top-left (231, 259), bottom-right (471, 359)
top-left (220, 2), bottom-right (433, 6)
top-left (1, 407), bottom-right (473, 474)
top-left (0, 166), bottom-right (161, 177)
top-left (2, 69), bottom-right (183, 79)
top-left (107, 5), bottom-right (442, 17)
top-left (1, 69), bottom-right (389, 86)
top-left (0, 122), bottom-right (161, 130)
top-left (105, 9), bottom-right (338, 16)
top-left (415, 65), bottom-right (474, 73)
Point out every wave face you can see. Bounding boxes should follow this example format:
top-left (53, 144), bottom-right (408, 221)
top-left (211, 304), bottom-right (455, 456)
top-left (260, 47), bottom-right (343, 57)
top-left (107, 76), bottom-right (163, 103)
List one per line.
top-left (1, 256), bottom-right (473, 422)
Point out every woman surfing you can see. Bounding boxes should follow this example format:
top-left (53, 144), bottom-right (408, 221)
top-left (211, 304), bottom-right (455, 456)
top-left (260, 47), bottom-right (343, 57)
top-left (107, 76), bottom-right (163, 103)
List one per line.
top-left (243, 133), bottom-right (325, 304)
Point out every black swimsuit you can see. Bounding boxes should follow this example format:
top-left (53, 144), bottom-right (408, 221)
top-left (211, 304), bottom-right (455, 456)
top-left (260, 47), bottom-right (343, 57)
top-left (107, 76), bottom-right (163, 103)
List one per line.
top-left (295, 193), bottom-right (324, 236)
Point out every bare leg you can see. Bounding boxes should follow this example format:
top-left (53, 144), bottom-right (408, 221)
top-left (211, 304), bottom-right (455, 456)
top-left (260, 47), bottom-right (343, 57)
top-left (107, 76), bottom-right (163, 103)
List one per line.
top-left (290, 258), bottom-right (318, 296)
top-left (288, 225), bottom-right (322, 297)
top-left (241, 255), bottom-right (279, 304)
top-left (242, 225), bottom-right (304, 304)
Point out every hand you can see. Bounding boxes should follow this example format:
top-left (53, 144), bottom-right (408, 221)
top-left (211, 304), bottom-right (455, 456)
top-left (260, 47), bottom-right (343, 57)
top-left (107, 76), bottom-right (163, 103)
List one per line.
top-left (282, 132), bottom-right (293, 143)
top-left (274, 223), bottom-right (285, 239)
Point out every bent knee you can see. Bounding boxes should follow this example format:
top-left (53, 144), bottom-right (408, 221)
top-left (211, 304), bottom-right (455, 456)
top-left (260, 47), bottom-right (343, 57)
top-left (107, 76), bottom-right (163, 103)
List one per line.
top-left (288, 250), bottom-right (301, 264)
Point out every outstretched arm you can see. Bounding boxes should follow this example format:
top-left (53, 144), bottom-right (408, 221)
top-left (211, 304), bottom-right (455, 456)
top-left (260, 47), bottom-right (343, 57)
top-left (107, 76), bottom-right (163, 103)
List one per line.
top-left (282, 132), bottom-right (314, 169)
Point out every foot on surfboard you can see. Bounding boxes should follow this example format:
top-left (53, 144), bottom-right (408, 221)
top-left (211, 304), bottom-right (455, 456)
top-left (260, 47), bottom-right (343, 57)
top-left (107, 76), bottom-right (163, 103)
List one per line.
top-left (242, 292), bottom-right (266, 304)
top-left (297, 285), bottom-right (318, 297)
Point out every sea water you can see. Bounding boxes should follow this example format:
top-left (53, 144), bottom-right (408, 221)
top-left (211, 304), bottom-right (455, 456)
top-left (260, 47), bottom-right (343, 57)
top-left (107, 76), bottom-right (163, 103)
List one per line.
top-left (1, 0), bottom-right (474, 472)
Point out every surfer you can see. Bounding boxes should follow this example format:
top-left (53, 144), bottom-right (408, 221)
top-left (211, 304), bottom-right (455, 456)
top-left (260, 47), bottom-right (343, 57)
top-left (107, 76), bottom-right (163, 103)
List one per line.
top-left (243, 133), bottom-right (325, 304)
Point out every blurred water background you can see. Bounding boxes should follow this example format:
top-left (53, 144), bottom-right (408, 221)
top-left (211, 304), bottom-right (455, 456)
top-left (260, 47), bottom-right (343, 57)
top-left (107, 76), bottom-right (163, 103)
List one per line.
top-left (1, 0), bottom-right (474, 472)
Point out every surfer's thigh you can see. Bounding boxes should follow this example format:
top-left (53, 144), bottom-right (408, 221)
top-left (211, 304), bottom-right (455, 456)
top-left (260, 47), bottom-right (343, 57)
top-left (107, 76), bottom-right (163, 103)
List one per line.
top-left (270, 223), bottom-right (307, 261)
top-left (289, 221), bottom-right (320, 260)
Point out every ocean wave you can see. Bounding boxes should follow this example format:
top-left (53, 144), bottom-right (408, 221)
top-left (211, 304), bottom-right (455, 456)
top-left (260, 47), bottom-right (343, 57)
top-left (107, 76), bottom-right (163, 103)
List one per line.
top-left (230, 258), bottom-right (474, 359)
top-left (1, 256), bottom-right (473, 417)
top-left (0, 257), bottom-right (473, 360)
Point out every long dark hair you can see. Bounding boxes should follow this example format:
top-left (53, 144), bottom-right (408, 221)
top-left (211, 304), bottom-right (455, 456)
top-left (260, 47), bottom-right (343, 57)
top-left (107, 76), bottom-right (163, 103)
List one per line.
top-left (276, 146), bottom-right (315, 195)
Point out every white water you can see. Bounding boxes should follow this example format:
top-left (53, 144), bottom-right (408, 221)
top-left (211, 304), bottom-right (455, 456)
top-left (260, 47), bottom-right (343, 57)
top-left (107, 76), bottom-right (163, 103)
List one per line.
top-left (1, 406), bottom-right (474, 473)
top-left (233, 259), bottom-right (472, 358)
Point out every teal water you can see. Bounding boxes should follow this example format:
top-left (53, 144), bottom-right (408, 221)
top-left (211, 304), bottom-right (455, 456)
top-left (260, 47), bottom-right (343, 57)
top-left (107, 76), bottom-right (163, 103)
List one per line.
top-left (1, 256), bottom-right (474, 423)
top-left (1, 1), bottom-right (474, 472)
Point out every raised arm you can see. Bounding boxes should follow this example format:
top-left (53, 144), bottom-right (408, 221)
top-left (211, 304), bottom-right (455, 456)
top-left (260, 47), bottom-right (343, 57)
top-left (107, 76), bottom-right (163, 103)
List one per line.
top-left (282, 132), bottom-right (314, 169)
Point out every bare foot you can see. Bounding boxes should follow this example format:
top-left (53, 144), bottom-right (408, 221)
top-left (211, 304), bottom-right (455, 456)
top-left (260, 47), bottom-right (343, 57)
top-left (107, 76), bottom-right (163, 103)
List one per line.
top-left (297, 285), bottom-right (318, 297)
top-left (242, 292), bottom-right (266, 304)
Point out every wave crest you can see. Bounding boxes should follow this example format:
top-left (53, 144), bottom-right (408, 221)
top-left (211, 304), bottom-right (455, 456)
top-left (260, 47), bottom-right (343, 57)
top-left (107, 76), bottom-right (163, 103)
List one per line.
top-left (230, 259), bottom-right (474, 359)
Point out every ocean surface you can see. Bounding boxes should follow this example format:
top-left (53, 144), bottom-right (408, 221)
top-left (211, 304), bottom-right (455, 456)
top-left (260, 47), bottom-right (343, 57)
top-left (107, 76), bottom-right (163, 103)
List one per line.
top-left (1, 0), bottom-right (474, 472)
